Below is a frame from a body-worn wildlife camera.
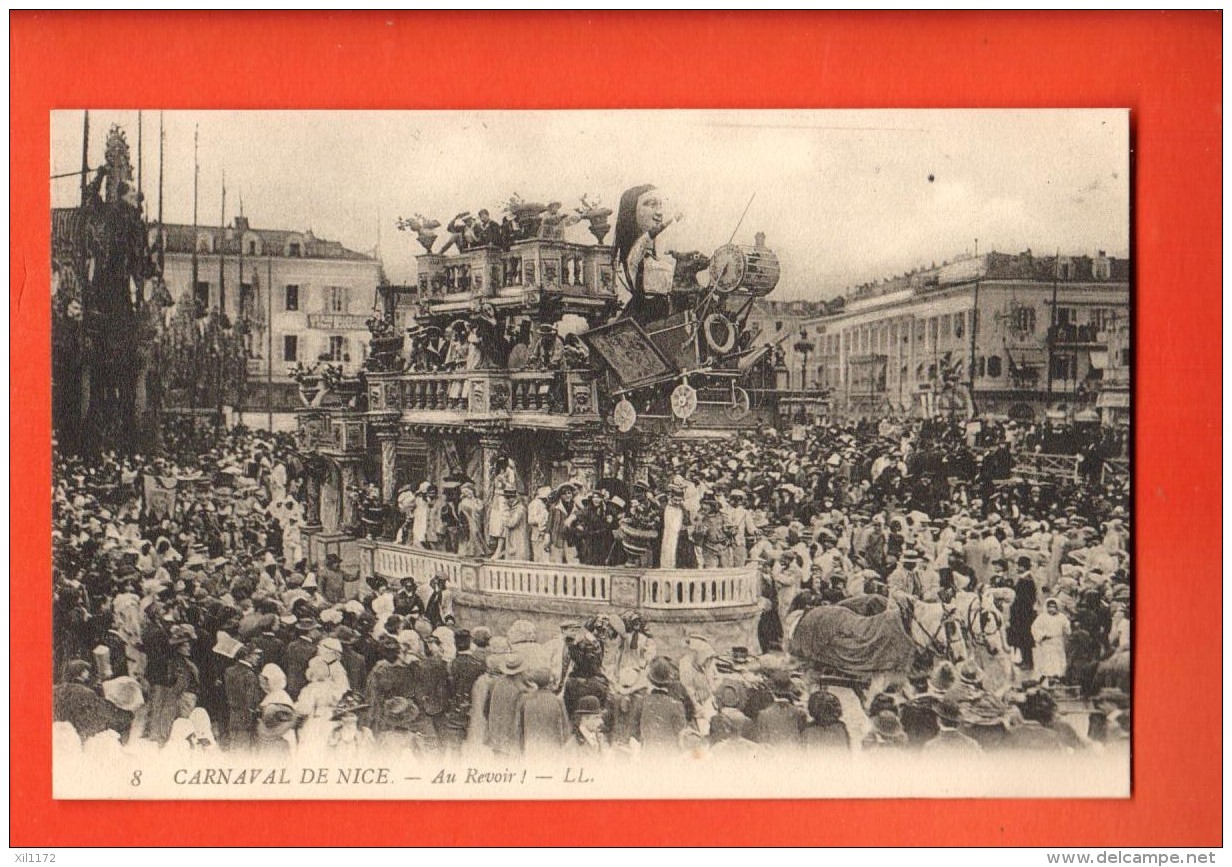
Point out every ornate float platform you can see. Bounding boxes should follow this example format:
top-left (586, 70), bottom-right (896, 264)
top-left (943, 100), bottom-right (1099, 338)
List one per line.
top-left (356, 539), bottom-right (761, 653)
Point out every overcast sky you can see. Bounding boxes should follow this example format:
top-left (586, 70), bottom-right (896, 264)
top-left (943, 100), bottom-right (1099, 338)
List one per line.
top-left (51, 109), bottom-right (1128, 301)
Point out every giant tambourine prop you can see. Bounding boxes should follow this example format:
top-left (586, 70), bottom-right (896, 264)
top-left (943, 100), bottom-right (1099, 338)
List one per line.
top-left (708, 244), bottom-right (781, 296)
top-left (613, 398), bottom-right (638, 432)
top-left (670, 383), bottom-right (698, 419)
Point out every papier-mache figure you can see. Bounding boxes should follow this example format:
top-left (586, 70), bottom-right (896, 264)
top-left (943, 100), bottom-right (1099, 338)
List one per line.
top-left (612, 184), bottom-right (683, 324)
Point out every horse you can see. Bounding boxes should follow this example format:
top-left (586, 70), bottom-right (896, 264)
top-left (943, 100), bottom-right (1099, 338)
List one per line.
top-left (789, 592), bottom-right (962, 699)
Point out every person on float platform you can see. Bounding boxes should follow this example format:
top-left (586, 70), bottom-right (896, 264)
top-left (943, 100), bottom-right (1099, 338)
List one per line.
top-left (612, 184), bottom-right (683, 324)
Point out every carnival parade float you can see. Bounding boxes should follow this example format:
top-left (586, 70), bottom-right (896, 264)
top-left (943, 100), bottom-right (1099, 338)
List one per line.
top-left (293, 185), bottom-right (787, 652)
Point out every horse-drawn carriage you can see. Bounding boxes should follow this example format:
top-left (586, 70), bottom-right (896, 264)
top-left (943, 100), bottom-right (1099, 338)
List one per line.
top-left (580, 243), bottom-right (782, 430)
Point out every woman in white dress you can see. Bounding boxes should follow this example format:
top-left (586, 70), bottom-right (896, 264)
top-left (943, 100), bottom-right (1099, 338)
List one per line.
top-left (1030, 597), bottom-right (1071, 685)
top-left (294, 658), bottom-right (338, 758)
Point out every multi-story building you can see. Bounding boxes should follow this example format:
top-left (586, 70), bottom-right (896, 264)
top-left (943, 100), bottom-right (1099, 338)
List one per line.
top-left (806, 250), bottom-right (1130, 423)
top-left (160, 216), bottom-right (383, 428)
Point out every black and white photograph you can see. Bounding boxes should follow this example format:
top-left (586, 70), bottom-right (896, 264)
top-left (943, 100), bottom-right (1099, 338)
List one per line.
top-left (49, 109), bottom-right (1131, 799)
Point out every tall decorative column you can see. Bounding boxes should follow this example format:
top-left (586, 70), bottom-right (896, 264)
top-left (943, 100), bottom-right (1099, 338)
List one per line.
top-left (336, 456), bottom-right (363, 531)
top-left (568, 428), bottom-right (613, 494)
top-left (371, 419), bottom-right (400, 503)
top-left (301, 453), bottom-right (326, 531)
top-left (476, 428), bottom-right (508, 500)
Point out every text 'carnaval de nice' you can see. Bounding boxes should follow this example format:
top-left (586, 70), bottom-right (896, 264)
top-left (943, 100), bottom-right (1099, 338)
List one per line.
top-left (171, 767), bottom-right (594, 785)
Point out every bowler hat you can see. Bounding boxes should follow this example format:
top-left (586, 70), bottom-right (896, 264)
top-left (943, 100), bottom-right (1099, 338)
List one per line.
top-left (574, 696), bottom-right (604, 716)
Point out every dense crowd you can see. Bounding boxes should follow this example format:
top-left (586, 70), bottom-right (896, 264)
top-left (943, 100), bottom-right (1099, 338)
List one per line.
top-left (53, 415), bottom-right (1130, 763)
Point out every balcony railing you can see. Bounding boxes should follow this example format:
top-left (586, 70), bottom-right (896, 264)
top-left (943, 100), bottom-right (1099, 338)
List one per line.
top-left (358, 539), bottom-right (760, 613)
top-left (1048, 323), bottom-right (1106, 346)
top-left (366, 368), bottom-right (598, 425)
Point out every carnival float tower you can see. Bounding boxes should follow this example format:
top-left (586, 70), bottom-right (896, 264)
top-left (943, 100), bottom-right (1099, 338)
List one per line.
top-left (294, 188), bottom-right (783, 651)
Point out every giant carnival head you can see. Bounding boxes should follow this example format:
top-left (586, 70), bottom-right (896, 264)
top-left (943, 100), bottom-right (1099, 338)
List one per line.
top-left (613, 184), bottom-right (663, 289)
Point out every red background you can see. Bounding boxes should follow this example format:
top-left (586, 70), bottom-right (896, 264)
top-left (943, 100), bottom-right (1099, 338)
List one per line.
top-left (10, 11), bottom-right (1222, 847)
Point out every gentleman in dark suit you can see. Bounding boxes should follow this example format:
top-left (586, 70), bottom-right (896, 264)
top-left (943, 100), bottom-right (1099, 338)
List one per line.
top-left (754, 670), bottom-right (807, 748)
top-left (364, 636), bottom-right (415, 736)
top-left (251, 606), bottom-right (286, 670)
top-left (319, 554), bottom-right (347, 604)
top-left (97, 616), bottom-right (130, 678)
top-left (337, 627), bottom-right (368, 698)
top-left (412, 638), bottom-right (451, 741)
top-left (223, 645), bottom-right (263, 751)
top-left (472, 209), bottom-right (501, 247)
top-left (281, 619), bottom-right (318, 699)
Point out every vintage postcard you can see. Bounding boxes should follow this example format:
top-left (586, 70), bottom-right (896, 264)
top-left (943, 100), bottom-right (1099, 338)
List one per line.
top-left (49, 108), bottom-right (1131, 800)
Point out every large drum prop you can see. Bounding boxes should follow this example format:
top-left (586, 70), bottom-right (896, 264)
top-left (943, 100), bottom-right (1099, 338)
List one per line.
top-left (708, 244), bottom-right (781, 296)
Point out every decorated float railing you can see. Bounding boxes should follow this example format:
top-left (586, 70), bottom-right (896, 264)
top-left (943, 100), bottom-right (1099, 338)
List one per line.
top-left (639, 567), bottom-right (760, 609)
top-left (481, 561), bottom-right (610, 603)
top-left (357, 539), bottom-right (760, 612)
top-left (366, 369), bottom-right (598, 423)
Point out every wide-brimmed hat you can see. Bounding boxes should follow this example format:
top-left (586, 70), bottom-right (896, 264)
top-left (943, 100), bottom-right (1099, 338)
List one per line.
top-left (102, 676), bottom-right (145, 712)
top-left (331, 690), bottom-right (370, 721)
top-left (958, 661), bottom-right (983, 687)
top-left (257, 703), bottom-right (297, 738)
top-left (501, 653), bottom-right (526, 676)
top-left (382, 696), bottom-right (422, 727)
top-left (873, 710), bottom-right (904, 738)
top-left (212, 631), bottom-right (244, 659)
top-left (928, 662), bottom-right (958, 693)
top-left (646, 656), bottom-right (679, 688)
top-left (295, 617), bottom-right (317, 633)
top-left (935, 699), bottom-right (963, 725)
top-left (960, 694), bottom-right (1012, 728)
top-left (170, 624), bottom-right (198, 646)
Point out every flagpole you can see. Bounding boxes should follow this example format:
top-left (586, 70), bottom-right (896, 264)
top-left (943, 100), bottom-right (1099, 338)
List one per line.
top-left (136, 110), bottom-right (143, 200)
top-left (80, 110), bottom-right (90, 205)
top-left (218, 170), bottom-right (227, 319)
top-left (267, 252), bottom-right (274, 432)
top-left (191, 125), bottom-right (199, 311)
top-left (217, 171), bottom-right (227, 430)
top-left (189, 125), bottom-right (202, 427)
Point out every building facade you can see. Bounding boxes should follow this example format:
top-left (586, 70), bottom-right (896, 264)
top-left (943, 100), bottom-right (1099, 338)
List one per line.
top-left (806, 250), bottom-right (1130, 423)
top-left (160, 217), bottom-right (383, 428)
